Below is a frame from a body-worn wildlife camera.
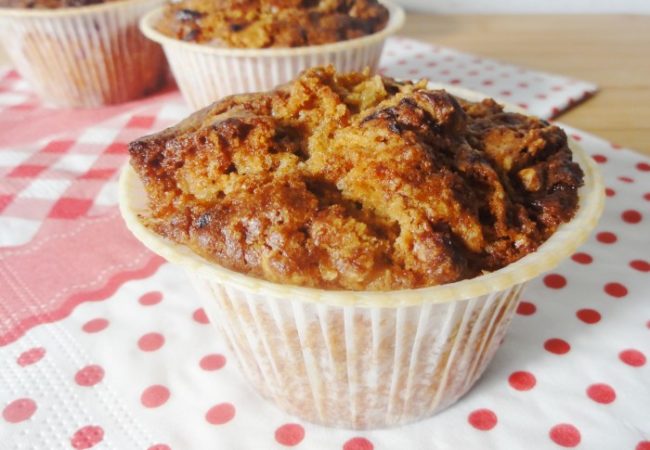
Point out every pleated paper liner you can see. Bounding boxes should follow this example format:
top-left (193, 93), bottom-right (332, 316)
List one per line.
top-left (138, 1), bottom-right (405, 110)
top-left (119, 86), bottom-right (604, 429)
top-left (0, 0), bottom-right (167, 108)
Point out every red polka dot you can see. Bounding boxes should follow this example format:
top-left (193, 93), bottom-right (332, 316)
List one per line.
top-left (571, 253), bottom-right (592, 264)
top-left (193, 308), bottom-right (209, 324)
top-left (604, 282), bottom-right (628, 298)
top-left (343, 437), bottom-right (374, 450)
top-left (544, 338), bottom-right (571, 355)
top-left (596, 231), bottom-right (617, 244)
top-left (141, 385), bottom-right (170, 408)
top-left (449, 78), bottom-right (461, 85)
top-left (630, 260), bottom-right (650, 272)
top-left (619, 349), bottom-right (646, 367)
top-left (82, 318), bottom-right (109, 333)
top-left (206, 403), bottom-right (235, 425)
top-left (516, 301), bottom-right (536, 316)
top-left (549, 423), bottom-right (581, 447)
top-left (592, 154), bottom-right (607, 164)
top-left (518, 82), bottom-right (529, 88)
top-left (605, 187), bottom-right (615, 197)
top-left (619, 176), bottom-right (634, 183)
top-left (482, 80), bottom-right (493, 86)
top-left (570, 134), bottom-right (582, 141)
top-left (500, 90), bottom-right (512, 96)
top-left (508, 371), bottom-right (536, 391)
top-left (75, 365), bottom-right (105, 387)
top-left (467, 408), bottom-right (497, 430)
top-left (139, 291), bottom-right (162, 306)
top-left (576, 309), bottom-right (601, 324)
top-left (148, 445), bottom-right (171, 450)
top-left (2, 398), bottom-right (37, 423)
top-left (517, 103), bottom-right (528, 110)
top-left (637, 441), bottom-right (650, 450)
top-left (17, 347), bottom-right (45, 366)
top-left (200, 354), bottom-right (226, 371)
top-left (275, 423), bottom-right (305, 446)
top-left (611, 142), bottom-right (622, 149)
top-left (622, 210), bottom-right (643, 224)
top-left (138, 333), bottom-right (165, 352)
top-left (71, 425), bottom-right (104, 449)
top-left (586, 383), bottom-right (616, 404)
top-left (637, 162), bottom-right (650, 172)
top-left (644, 192), bottom-right (650, 201)
top-left (544, 274), bottom-right (566, 289)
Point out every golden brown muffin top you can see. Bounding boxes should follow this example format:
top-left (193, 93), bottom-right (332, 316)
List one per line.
top-left (156, 0), bottom-right (389, 47)
top-left (129, 66), bottom-right (584, 291)
top-left (0, 0), bottom-right (119, 8)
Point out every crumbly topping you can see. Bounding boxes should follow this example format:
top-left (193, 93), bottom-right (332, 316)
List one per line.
top-left (129, 66), bottom-right (584, 290)
top-left (156, 0), bottom-right (389, 47)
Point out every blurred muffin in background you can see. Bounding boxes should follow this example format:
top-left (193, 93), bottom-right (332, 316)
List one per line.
top-left (0, 0), bottom-right (167, 108)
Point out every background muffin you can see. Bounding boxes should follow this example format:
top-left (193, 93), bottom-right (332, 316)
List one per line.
top-left (157, 0), bottom-right (389, 48)
top-left (0, 0), bottom-right (167, 108)
top-left (139, 0), bottom-right (404, 109)
top-left (0, 0), bottom-right (121, 7)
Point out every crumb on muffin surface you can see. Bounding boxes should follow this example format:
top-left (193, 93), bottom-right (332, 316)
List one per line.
top-left (156, 0), bottom-right (389, 47)
top-left (129, 66), bottom-right (584, 290)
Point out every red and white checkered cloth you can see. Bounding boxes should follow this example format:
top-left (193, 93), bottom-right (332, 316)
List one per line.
top-left (4, 37), bottom-right (647, 450)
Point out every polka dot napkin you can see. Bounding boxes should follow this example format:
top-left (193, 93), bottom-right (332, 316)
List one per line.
top-left (1, 37), bottom-right (648, 450)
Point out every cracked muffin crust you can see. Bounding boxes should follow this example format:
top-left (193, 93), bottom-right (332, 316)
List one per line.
top-left (129, 66), bottom-right (584, 290)
top-left (156, 0), bottom-right (389, 47)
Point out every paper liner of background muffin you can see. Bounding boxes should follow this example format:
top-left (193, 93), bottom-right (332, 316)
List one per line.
top-left (138, 0), bottom-right (405, 110)
top-left (0, 0), bottom-right (167, 108)
top-left (118, 86), bottom-right (605, 429)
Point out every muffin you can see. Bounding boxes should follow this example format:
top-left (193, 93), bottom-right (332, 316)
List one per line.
top-left (156, 0), bottom-right (389, 48)
top-left (120, 67), bottom-right (604, 428)
top-left (139, 0), bottom-right (404, 109)
top-left (0, 0), bottom-right (167, 108)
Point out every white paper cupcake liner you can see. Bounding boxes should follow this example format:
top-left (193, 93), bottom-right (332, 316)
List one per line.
top-left (118, 86), bottom-right (605, 429)
top-left (188, 272), bottom-right (524, 429)
top-left (139, 1), bottom-right (405, 110)
top-left (0, 0), bottom-right (167, 108)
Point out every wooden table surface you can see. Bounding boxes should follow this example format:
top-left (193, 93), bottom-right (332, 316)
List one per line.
top-left (0, 14), bottom-right (648, 155)
top-left (402, 14), bottom-right (650, 156)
